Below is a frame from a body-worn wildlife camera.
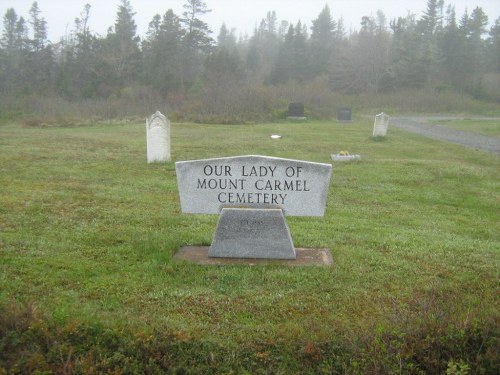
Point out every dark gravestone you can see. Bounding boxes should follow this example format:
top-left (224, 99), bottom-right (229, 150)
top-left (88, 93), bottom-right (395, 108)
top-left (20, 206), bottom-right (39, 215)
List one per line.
top-left (287, 102), bottom-right (306, 120)
top-left (337, 108), bottom-right (352, 122)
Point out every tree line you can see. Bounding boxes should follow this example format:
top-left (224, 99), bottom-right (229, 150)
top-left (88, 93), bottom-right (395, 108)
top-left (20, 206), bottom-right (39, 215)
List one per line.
top-left (0, 0), bottom-right (499, 121)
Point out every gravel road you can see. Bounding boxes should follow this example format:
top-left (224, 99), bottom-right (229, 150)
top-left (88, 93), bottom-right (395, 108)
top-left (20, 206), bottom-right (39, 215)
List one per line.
top-left (390, 117), bottom-right (500, 154)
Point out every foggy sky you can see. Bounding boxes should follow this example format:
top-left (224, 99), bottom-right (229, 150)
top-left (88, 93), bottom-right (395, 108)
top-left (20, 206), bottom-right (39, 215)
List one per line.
top-left (0, 0), bottom-right (498, 41)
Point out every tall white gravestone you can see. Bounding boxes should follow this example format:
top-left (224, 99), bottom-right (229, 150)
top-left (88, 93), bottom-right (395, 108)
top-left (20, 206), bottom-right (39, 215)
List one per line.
top-left (146, 111), bottom-right (170, 163)
top-left (373, 112), bottom-right (390, 137)
top-left (175, 155), bottom-right (332, 259)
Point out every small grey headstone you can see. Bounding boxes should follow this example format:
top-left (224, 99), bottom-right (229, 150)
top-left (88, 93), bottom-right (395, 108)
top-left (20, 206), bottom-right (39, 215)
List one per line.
top-left (146, 111), bottom-right (170, 163)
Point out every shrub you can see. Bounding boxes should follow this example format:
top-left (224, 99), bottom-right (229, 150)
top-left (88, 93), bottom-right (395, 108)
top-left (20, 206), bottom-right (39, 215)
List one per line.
top-left (1, 300), bottom-right (498, 374)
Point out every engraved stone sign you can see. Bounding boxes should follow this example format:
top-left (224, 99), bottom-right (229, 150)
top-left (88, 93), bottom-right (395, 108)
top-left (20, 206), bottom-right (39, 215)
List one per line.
top-left (175, 155), bottom-right (332, 216)
top-left (373, 112), bottom-right (390, 137)
top-left (146, 111), bottom-right (170, 163)
top-left (175, 155), bottom-right (332, 259)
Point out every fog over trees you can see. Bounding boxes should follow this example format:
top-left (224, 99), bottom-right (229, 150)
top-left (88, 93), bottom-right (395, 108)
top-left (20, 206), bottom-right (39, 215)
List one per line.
top-left (1, 0), bottom-right (499, 121)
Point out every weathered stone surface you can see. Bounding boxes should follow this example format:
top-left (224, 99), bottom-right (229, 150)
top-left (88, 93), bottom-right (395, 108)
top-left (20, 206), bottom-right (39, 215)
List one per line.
top-left (175, 155), bottom-right (332, 216)
top-left (208, 208), bottom-right (295, 259)
top-left (337, 108), bottom-right (352, 122)
top-left (288, 102), bottom-right (305, 117)
top-left (174, 246), bottom-right (333, 266)
top-left (287, 102), bottom-right (306, 120)
top-left (146, 111), bottom-right (170, 163)
top-left (373, 112), bottom-right (390, 137)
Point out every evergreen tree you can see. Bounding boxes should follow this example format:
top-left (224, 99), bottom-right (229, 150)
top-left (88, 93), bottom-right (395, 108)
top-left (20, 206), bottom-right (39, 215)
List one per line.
top-left (146, 14), bottom-right (161, 41)
top-left (388, 13), bottom-right (427, 89)
top-left (310, 5), bottom-right (336, 76)
top-left (181, 0), bottom-right (213, 52)
top-left (469, 6), bottom-right (489, 40)
top-left (244, 41), bottom-right (260, 75)
top-left (466, 7), bottom-right (489, 96)
top-left (201, 24), bottom-right (246, 120)
top-left (488, 17), bottom-right (500, 72)
top-left (269, 24), bottom-right (294, 84)
top-left (1, 8), bottom-right (17, 51)
top-left (15, 16), bottom-right (29, 52)
top-left (420, 0), bottom-right (444, 36)
top-left (179, 0), bottom-right (213, 89)
top-left (24, 2), bottom-right (53, 94)
top-left (292, 21), bottom-right (309, 81)
top-left (245, 11), bottom-right (280, 80)
top-left (69, 4), bottom-right (100, 97)
top-left (143, 9), bottom-right (184, 93)
top-left (0, 0), bottom-right (499, 109)
top-left (441, 6), bottom-right (464, 87)
top-left (103, 0), bottom-right (140, 87)
top-left (2, 12), bottom-right (31, 94)
top-left (29, 1), bottom-right (47, 52)
top-left (418, 0), bottom-right (446, 85)
top-left (332, 13), bottom-right (390, 93)
top-left (453, 7), bottom-right (490, 95)
top-left (268, 19), bottom-right (309, 84)
top-left (0, 9), bottom-right (19, 94)
top-left (205, 24), bottom-right (242, 83)
top-left (217, 23), bottom-right (237, 51)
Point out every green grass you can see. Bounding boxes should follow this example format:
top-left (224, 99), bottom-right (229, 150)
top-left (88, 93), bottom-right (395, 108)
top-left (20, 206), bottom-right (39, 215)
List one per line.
top-left (435, 118), bottom-right (500, 138)
top-left (0, 119), bottom-right (499, 373)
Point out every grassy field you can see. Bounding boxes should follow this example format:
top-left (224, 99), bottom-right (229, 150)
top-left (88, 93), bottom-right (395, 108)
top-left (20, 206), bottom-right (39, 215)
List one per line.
top-left (435, 118), bottom-right (500, 138)
top-left (0, 118), bottom-right (499, 374)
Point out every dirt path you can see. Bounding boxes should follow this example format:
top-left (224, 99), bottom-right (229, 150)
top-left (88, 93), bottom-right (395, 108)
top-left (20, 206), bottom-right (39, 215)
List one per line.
top-left (391, 117), bottom-right (500, 154)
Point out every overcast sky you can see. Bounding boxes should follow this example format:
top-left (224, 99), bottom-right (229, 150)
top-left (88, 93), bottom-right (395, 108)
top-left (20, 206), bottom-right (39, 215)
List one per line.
top-left (1, 0), bottom-right (498, 41)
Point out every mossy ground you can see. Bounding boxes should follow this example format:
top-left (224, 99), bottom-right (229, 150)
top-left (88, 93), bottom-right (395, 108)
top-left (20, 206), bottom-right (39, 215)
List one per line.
top-left (0, 119), bottom-right (498, 373)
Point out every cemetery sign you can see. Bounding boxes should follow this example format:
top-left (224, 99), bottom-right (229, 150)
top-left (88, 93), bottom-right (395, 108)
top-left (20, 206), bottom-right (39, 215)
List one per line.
top-left (175, 155), bottom-right (332, 260)
top-left (175, 155), bottom-right (332, 216)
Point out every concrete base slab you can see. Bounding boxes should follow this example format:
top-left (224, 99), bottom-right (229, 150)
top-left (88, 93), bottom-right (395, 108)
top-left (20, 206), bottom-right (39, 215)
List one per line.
top-left (174, 246), bottom-right (333, 266)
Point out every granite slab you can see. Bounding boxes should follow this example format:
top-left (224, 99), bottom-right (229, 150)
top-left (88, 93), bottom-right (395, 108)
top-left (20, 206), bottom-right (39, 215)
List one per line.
top-left (175, 155), bottom-right (332, 216)
top-left (174, 247), bottom-right (333, 266)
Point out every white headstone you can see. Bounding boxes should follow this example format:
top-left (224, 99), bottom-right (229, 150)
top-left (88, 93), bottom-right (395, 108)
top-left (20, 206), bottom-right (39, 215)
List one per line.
top-left (146, 111), bottom-right (170, 163)
top-left (373, 112), bottom-right (390, 137)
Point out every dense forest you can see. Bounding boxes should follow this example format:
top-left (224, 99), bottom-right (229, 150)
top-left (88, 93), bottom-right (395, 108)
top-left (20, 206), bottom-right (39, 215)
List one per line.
top-left (0, 0), bottom-right (499, 123)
